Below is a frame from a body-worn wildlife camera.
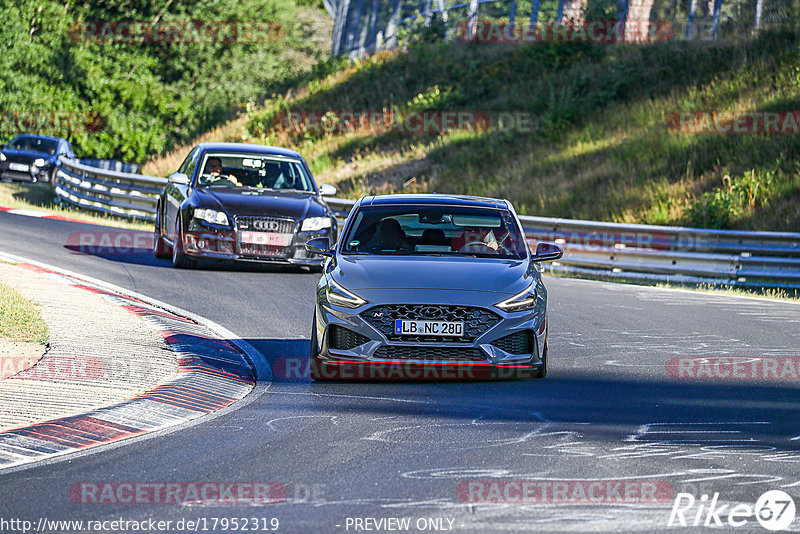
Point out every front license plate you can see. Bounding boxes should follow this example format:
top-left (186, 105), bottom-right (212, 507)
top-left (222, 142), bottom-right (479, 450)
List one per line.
top-left (239, 231), bottom-right (290, 246)
top-left (394, 320), bottom-right (464, 337)
top-left (8, 163), bottom-right (29, 172)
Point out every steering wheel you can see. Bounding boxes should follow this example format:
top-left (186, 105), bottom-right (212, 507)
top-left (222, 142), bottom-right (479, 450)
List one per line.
top-left (206, 174), bottom-right (242, 187)
top-left (458, 241), bottom-right (499, 253)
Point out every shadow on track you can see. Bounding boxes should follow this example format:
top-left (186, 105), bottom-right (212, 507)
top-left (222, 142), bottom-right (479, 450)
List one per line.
top-left (243, 337), bottom-right (800, 451)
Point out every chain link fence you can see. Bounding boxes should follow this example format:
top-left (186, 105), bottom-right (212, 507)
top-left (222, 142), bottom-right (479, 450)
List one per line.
top-left (329, 0), bottom-right (798, 57)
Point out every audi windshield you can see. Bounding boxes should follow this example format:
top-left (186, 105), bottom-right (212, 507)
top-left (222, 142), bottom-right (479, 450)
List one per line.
top-left (197, 152), bottom-right (315, 192)
top-left (342, 205), bottom-right (528, 259)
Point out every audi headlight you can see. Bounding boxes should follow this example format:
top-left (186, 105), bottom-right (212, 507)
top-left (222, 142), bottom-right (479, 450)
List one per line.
top-left (495, 282), bottom-right (537, 312)
top-left (193, 208), bottom-right (229, 226)
top-left (301, 217), bottom-right (332, 232)
top-left (326, 278), bottom-right (368, 308)
top-left (0, 152), bottom-right (6, 161)
top-left (33, 158), bottom-right (46, 168)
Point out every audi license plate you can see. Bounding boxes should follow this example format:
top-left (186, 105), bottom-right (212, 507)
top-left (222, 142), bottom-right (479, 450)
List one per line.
top-left (8, 163), bottom-right (29, 172)
top-left (239, 231), bottom-right (290, 246)
top-left (394, 320), bottom-right (464, 337)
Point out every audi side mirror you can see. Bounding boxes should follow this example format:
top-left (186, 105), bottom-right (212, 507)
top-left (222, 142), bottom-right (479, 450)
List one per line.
top-left (169, 172), bottom-right (190, 185)
top-left (531, 242), bottom-right (563, 262)
top-left (306, 237), bottom-right (333, 257)
top-left (319, 183), bottom-right (337, 196)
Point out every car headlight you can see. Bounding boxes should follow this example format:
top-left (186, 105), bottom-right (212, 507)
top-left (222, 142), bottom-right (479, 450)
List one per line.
top-left (33, 158), bottom-right (46, 168)
top-left (193, 208), bottom-right (229, 226)
top-left (326, 277), bottom-right (368, 308)
top-left (0, 152), bottom-right (6, 161)
top-left (301, 217), bottom-right (332, 232)
top-left (495, 282), bottom-right (537, 312)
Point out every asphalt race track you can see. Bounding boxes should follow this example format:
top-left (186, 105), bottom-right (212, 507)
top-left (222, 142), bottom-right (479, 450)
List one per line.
top-left (1, 211), bottom-right (799, 533)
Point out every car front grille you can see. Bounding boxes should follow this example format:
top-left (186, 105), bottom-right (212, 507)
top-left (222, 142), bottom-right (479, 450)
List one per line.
top-left (235, 216), bottom-right (296, 234)
top-left (234, 216), bottom-right (296, 258)
top-left (329, 325), bottom-right (370, 350)
top-left (361, 304), bottom-right (500, 343)
top-left (490, 330), bottom-right (532, 355)
top-left (373, 346), bottom-right (486, 362)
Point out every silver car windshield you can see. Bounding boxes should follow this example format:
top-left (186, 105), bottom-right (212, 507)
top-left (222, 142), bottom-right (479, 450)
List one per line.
top-left (343, 205), bottom-right (527, 259)
top-left (197, 153), bottom-right (314, 192)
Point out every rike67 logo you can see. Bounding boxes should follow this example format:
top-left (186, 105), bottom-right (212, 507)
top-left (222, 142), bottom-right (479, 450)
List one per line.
top-left (668, 490), bottom-right (796, 531)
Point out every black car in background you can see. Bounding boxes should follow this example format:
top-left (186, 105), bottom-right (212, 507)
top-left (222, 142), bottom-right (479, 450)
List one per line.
top-left (0, 134), bottom-right (76, 184)
top-left (154, 142), bottom-right (338, 269)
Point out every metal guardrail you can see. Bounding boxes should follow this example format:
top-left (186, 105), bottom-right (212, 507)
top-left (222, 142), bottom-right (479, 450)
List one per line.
top-left (325, 197), bottom-right (800, 290)
top-left (49, 177), bottom-right (799, 289)
top-left (55, 158), bottom-right (166, 221)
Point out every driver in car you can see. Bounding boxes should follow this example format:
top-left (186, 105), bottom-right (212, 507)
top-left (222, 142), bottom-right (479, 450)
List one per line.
top-left (459, 228), bottom-right (500, 253)
top-left (204, 157), bottom-right (242, 187)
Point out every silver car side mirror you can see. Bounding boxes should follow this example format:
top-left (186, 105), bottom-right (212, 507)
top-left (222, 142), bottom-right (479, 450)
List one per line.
top-left (169, 172), bottom-right (190, 185)
top-left (319, 183), bottom-right (337, 196)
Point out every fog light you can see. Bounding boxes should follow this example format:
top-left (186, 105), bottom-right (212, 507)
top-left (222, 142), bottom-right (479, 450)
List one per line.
top-left (219, 242), bottom-right (233, 254)
top-left (197, 239), bottom-right (208, 250)
top-left (184, 235), bottom-right (197, 252)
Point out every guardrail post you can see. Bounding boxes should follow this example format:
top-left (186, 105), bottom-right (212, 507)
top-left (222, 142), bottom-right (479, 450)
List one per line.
top-left (686, 0), bottom-right (698, 39)
top-left (754, 0), bottom-right (764, 30)
top-left (436, 0), bottom-right (448, 23)
top-left (367, 0), bottom-right (380, 51)
top-left (530, 0), bottom-right (541, 28)
top-left (386, 0), bottom-right (402, 47)
top-left (710, 0), bottom-right (723, 40)
top-left (468, 0), bottom-right (479, 40)
top-left (616, 0), bottom-right (630, 40)
top-left (556, 0), bottom-right (566, 22)
top-left (509, 1), bottom-right (517, 33)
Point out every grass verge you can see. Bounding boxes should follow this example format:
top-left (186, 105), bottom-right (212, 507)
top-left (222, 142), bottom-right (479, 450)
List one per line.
top-left (0, 280), bottom-right (49, 345)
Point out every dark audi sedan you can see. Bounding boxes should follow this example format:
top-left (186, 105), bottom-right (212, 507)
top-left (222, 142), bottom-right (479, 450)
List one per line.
top-left (306, 194), bottom-right (563, 380)
top-left (154, 142), bottom-right (338, 269)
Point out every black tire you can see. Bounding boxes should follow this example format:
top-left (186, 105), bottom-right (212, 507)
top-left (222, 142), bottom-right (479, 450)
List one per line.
top-left (309, 310), bottom-right (330, 381)
top-left (153, 212), bottom-right (171, 259)
top-left (48, 167), bottom-right (58, 186)
top-left (171, 217), bottom-right (193, 269)
top-left (532, 331), bottom-right (548, 379)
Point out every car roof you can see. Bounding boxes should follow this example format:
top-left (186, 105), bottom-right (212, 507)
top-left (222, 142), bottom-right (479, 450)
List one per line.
top-left (197, 142), bottom-right (302, 159)
top-left (359, 194), bottom-right (509, 209)
top-left (11, 134), bottom-right (67, 143)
